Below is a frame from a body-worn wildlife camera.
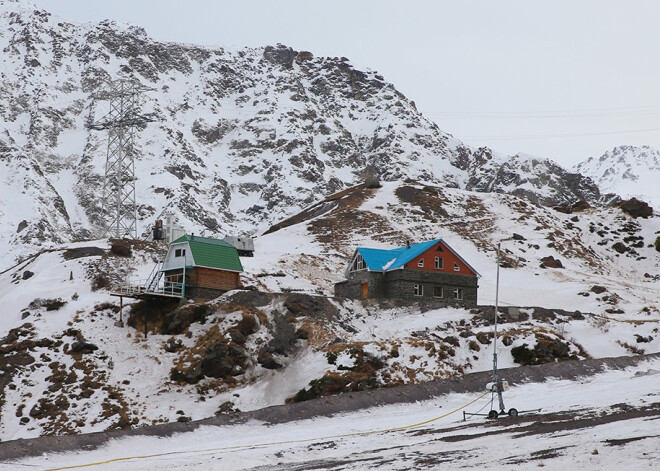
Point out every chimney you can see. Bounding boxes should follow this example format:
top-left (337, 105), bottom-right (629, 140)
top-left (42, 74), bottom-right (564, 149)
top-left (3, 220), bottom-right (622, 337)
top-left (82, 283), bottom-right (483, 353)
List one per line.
top-left (406, 239), bottom-right (410, 249)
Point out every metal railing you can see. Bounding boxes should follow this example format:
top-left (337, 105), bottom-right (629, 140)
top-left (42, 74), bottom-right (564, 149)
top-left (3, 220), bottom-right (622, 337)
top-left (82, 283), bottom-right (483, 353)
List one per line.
top-left (115, 272), bottom-right (187, 298)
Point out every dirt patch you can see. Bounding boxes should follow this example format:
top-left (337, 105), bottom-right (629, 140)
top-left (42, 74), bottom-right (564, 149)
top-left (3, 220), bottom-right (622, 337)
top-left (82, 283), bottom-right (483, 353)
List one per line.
top-left (62, 247), bottom-right (106, 260)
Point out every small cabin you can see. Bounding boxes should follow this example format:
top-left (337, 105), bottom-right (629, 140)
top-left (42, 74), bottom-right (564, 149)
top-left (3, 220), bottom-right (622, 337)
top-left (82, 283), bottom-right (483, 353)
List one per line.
top-left (334, 239), bottom-right (480, 307)
top-left (161, 235), bottom-right (243, 299)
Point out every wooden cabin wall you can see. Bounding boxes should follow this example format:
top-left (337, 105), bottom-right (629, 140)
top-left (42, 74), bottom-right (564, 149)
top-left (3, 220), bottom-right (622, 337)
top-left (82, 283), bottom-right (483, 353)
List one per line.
top-left (195, 267), bottom-right (240, 290)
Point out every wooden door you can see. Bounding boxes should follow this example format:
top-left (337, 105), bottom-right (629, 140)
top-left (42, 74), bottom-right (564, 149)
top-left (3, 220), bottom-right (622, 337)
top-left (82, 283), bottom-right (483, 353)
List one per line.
top-left (361, 283), bottom-right (368, 298)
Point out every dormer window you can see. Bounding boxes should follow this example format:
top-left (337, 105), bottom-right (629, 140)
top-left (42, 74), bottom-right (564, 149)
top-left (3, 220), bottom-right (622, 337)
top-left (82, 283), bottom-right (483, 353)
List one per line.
top-left (417, 259), bottom-right (424, 267)
top-left (454, 262), bottom-right (460, 271)
top-left (352, 254), bottom-right (365, 271)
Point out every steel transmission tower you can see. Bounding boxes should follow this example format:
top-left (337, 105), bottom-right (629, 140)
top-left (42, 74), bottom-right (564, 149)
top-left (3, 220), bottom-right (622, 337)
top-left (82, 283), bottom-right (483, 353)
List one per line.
top-left (87, 79), bottom-right (155, 239)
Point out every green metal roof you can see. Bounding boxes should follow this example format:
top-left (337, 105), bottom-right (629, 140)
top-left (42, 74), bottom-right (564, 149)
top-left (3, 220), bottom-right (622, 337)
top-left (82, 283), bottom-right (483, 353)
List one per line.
top-left (171, 235), bottom-right (243, 272)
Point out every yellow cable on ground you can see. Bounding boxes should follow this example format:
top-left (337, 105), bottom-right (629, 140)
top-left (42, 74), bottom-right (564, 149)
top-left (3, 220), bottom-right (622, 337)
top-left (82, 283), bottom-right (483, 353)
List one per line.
top-left (40, 391), bottom-right (490, 471)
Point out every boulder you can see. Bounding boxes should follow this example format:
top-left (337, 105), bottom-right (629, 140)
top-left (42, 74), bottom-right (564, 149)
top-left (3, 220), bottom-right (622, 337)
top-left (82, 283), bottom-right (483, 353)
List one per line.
top-left (263, 45), bottom-right (297, 68)
top-left (612, 242), bottom-right (627, 254)
top-left (571, 200), bottom-right (591, 212)
top-left (540, 256), bottom-right (563, 269)
top-left (161, 303), bottom-right (213, 335)
top-left (476, 331), bottom-right (492, 345)
top-left (260, 356), bottom-right (283, 370)
top-left (459, 329), bottom-right (475, 338)
top-left (170, 363), bottom-right (203, 384)
top-left (296, 51), bottom-right (313, 62)
top-left (284, 293), bottom-right (339, 320)
top-left (69, 340), bottom-right (98, 354)
top-left (200, 357), bottom-right (234, 378)
top-left (620, 198), bottom-right (653, 218)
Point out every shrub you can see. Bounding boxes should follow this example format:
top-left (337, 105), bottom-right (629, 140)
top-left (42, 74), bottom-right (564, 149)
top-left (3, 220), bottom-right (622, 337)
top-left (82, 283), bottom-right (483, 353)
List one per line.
top-left (91, 273), bottom-right (111, 291)
top-left (43, 298), bottom-right (67, 311)
top-left (511, 344), bottom-right (535, 365)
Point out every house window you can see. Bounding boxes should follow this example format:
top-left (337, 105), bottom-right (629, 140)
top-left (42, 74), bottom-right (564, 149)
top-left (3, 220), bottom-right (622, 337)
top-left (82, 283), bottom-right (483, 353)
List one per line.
top-left (435, 257), bottom-right (443, 269)
top-left (454, 262), bottom-right (460, 272)
top-left (414, 284), bottom-right (423, 296)
top-left (352, 254), bottom-right (365, 271)
top-left (417, 259), bottom-right (424, 268)
top-left (436, 245), bottom-right (444, 252)
top-left (434, 286), bottom-right (443, 298)
top-left (175, 248), bottom-right (185, 257)
top-left (453, 288), bottom-right (463, 300)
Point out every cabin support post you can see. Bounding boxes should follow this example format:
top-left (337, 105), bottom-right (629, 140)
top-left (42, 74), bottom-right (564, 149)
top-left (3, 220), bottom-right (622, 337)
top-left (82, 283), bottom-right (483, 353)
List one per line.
top-left (144, 297), bottom-right (149, 339)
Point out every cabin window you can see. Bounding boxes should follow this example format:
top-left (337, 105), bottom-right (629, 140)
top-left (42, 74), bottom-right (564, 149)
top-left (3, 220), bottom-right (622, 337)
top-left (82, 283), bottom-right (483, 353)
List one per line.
top-left (454, 262), bottom-right (460, 272)
top-left (352, 254), bottom-right (365, 271)
top-left (414, 284), bottom-right (423, 296)
top-left (417, 259), bottom-right (424, 267)
top-left (435, 257), bottom-right (443, 269)
top-left (175, 248), bottom-right (186, 257)
top-left (434, 286), bottom-right (443, 298)
top-left (453, 288), bottom-right (463, 300)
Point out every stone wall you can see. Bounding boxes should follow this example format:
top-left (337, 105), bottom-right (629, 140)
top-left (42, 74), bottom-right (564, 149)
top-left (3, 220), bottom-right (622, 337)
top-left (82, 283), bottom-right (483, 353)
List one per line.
top-left (186, 286), bottom-right (226, 301)
top-left (334, 270), bottom-right (386, 298)
top-left (334, 269), bottom-right (478, 307)
top-left (384, 270), bottom-right (478, 307)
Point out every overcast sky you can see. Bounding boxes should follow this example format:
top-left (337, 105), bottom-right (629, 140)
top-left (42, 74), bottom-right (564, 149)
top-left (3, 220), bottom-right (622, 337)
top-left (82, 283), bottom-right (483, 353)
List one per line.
top-left (35, 0), bottom-right (660, 167)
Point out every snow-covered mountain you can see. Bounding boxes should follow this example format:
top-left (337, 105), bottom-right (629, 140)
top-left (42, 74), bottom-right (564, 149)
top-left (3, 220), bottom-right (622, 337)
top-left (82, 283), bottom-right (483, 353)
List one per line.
top-left (574, 145), bottom-right (660, 208)
top-left (0, 0), bottom-right (604, 269)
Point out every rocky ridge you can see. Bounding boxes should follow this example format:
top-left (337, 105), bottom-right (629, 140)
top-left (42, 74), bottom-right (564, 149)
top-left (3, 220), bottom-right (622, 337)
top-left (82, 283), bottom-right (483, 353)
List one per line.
top-left (0, 0), bottom-right (604, 268)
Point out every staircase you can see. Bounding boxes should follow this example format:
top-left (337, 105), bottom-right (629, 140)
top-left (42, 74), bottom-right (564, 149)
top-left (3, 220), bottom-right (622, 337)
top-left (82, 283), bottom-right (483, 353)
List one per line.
top-left (145, 260), bottom-right (163, 291)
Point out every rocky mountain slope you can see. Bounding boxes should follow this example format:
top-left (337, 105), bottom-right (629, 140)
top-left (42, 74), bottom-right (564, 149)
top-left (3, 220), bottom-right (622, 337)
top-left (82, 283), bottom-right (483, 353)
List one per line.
top-left (1, 181), bottom-right (657, 440)
top-left (575, 145), bottom-right (660, 208)
top-left (0, 0), bottom-right (604, 269)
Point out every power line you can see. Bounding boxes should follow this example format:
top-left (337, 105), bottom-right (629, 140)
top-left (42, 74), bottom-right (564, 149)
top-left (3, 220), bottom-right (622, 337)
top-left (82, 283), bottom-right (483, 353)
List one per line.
top-left (460, 127), bottom-right (660, 141)
top-left (422, 105), bottom-right (660, 119)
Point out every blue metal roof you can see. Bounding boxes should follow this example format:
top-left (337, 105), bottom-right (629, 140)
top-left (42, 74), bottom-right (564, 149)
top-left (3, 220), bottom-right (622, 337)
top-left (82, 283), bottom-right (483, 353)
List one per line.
top-left (357, 239), bottom-right (441, 271)
top-left (354, 238), bottom-right (481, 277)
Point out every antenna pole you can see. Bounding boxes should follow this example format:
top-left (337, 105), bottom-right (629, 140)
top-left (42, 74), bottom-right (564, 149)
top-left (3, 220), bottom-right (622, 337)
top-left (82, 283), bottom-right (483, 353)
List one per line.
top-left (493, 242), bottom-right (506, 414)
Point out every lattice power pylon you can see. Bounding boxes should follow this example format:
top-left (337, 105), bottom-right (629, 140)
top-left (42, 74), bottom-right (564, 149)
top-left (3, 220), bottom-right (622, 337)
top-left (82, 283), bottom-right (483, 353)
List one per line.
top-left (87, 79), bottom-right (155, 239)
